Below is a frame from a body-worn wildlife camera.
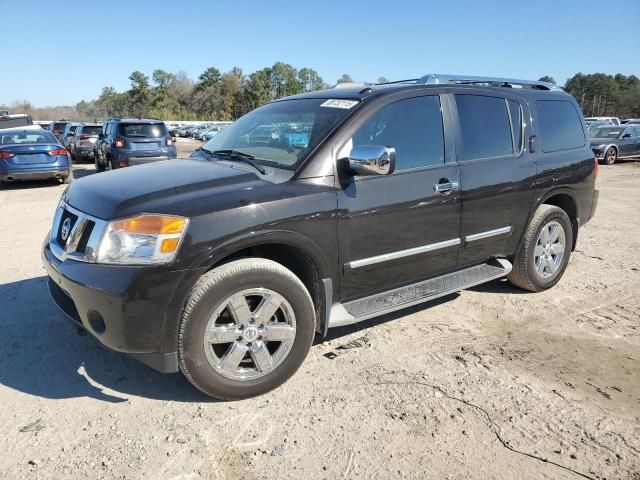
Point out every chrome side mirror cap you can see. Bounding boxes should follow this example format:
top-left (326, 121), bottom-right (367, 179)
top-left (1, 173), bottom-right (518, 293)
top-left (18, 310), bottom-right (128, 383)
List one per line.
top-left (347, 145), bottom-right (396, 176)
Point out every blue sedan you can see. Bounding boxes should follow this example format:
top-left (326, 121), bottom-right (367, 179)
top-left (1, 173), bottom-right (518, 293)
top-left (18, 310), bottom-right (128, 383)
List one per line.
top-left (0, 127), bottom-right (73, 184)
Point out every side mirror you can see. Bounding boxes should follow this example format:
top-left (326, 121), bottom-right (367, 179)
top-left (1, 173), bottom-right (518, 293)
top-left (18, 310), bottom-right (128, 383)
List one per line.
top-left (347, 145), bottom-right (396, 176)
top-left (98, 133), bottom-right (104, 139)
top-left (622, 133), bottom-right (632, 138)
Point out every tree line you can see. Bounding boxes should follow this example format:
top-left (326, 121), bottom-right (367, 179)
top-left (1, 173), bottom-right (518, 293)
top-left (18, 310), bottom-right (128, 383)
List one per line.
top-left (3, 68), bottom-right (639, 122)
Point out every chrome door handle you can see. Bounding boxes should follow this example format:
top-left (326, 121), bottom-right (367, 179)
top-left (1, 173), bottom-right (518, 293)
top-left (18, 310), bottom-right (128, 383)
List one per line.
top-left (434, 181), bottom-right (459, 194)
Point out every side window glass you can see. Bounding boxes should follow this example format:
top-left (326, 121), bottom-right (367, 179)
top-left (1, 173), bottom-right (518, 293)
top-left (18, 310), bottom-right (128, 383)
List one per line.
top-left (347, 96), bottom-right (445, 170)
top-left (508, 100), bottom-right (523, 154)
top-left (623, 128), bottom-right (635, 138)
top-left (455, 95), bottom-right (513, 160)
top-left (536, 100), bottom-right (585, 152)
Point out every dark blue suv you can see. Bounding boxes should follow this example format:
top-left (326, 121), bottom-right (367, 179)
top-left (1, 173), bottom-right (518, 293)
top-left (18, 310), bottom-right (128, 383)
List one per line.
top-left (94, 119), bottom-right (177, 172)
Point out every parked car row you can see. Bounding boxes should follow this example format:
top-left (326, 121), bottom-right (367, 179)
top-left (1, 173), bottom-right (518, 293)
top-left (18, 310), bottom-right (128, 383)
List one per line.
top-left (172, 122), bottom-right (231, 140)
top-left (590, 124), bottom-right (640, 165)
top-left (0, 125), bottom-right (73, 184)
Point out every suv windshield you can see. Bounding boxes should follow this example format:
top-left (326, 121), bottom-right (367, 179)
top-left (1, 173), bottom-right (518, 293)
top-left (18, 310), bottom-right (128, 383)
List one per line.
top-left (118, 123), bottom-right (168, 137)
top-left (201, 98), bottom-right (360, 169)
top-left (592, 127), bottom-right (623, 138)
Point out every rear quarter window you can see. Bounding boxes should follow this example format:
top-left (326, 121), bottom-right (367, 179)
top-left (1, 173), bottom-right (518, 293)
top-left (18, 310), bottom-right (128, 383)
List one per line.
top-left (536, 100), bottom-right (585, 152)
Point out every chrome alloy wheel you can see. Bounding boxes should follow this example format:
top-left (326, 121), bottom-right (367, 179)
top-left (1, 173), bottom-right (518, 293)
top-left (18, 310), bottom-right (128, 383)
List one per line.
top-left (534, 220), bottom-right (566, 278)
top-left (202, 288), bottom-right (297, 381)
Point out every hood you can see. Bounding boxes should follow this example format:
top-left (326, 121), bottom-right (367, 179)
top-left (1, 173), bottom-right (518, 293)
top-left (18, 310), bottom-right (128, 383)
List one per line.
top-left (64, 158), bottom-right (269, 219)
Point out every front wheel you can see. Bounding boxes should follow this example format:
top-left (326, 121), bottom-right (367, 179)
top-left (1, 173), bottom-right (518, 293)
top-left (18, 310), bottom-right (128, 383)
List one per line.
top-left (604, 147), bottom-right (617, 165)
top-left (179, 258), bottom-right (315, 400)
top-left (508, 205), bottom-right (573, 292)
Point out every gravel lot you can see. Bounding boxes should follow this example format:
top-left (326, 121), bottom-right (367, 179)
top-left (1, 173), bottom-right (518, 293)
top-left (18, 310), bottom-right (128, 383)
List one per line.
top-left (1, 141), bottom-right (638, 480)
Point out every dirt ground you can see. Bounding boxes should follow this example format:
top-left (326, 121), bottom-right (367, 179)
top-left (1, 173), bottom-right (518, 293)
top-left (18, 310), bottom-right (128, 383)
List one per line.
top-left (1, 141), bottom-right (638, 480)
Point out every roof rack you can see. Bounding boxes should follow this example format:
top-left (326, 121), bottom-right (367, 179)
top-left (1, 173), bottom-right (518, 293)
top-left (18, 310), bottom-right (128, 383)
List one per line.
top-left (333, 82), bottom-right (370, 89)
top-left (417, 74), bottom-right (561, 91)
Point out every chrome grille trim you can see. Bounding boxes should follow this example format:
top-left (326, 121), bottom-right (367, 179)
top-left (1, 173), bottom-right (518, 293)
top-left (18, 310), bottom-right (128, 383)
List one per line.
top-left (49, 201), bottom-right (107, 263)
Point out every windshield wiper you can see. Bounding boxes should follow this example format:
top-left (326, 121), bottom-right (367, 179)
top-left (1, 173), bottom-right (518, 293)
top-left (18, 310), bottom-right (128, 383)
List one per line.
top-left (211, 149), bottom-right (267, 174)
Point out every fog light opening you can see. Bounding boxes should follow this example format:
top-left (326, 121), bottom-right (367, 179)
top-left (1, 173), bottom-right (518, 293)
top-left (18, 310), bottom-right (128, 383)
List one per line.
top-left (87, 310), bottom-right (106, 335)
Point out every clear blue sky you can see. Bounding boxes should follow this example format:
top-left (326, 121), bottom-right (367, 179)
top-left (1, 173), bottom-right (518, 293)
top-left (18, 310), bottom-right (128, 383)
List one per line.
top-left (3, 0), bottom-right (639, 106)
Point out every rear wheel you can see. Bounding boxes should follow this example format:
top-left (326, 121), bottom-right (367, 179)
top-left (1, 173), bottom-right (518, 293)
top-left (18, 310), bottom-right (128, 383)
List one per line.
top-left (62, 170), bottom-right (74, 184)
top-left (179, 258), bottom-right (315, 400)
top-left (604, 147), bottom-right (617, 165)
top-left (508, 205), bottom-right (573, 292)
top-left (95, 152), bottom-right (105, 172)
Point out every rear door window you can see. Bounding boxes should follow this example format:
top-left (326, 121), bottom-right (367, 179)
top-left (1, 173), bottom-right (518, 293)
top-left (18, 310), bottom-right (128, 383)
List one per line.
top-left (118, 123), bottom-right (167, 138)
top-left (536, 100), bottom-right (585, 152)
top-left (455, 94), bottom-right (513, 160)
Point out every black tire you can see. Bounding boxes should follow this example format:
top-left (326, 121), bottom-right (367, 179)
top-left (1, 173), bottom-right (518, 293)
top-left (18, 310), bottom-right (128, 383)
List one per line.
top-left (604, 147), bottom-right (617, 165)
top-left (62, 170), bottom-right (74, 184)
top-left (95, 153), bottom-right (105, 173)
top-left (508, 205), bottom-right (573, 292)
top-left (179, 258), bottom-right (315, 400)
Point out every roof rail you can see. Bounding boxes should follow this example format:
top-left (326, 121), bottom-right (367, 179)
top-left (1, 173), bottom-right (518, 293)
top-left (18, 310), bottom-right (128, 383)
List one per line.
top-left (333, 82), bottom-right (369, 89)
top-left (417, 74), bottom-right (562, 91)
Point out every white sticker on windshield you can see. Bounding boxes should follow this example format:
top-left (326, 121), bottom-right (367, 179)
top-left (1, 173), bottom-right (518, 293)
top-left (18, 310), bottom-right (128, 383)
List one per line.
top-left (320, 99), bottom-right (359, 109)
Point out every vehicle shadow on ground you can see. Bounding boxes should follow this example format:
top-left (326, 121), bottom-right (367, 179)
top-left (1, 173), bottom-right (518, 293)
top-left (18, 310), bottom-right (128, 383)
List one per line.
top-left (0, 167), bottom-right (94, 190)
top-left (468, 277), bottom-right (529, 295)
top-left (0, 276), bottom-right (214, 404)
top-left (72, 165), bottom-right (96, 179)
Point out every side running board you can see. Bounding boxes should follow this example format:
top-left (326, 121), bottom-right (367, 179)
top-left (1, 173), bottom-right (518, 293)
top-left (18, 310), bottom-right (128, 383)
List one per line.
top-left (328, 259), bottom-right (512, 328)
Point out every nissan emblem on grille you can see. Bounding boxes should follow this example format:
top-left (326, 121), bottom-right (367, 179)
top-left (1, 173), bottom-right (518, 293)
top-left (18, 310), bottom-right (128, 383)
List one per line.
top-left (60, 217), bottom-right (72, 242)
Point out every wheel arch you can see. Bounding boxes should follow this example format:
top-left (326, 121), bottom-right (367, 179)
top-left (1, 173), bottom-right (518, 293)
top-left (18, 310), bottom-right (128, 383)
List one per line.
top-left (197, 231), bottom-right (333, 336)
top-left (530, 188), bottom-right (579, 252)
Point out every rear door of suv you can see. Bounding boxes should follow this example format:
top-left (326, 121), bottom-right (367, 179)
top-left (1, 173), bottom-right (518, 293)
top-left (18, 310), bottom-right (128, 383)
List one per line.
top-left (450, 89), bottom-right (536, 267)
top-left (118, 122), bottom-right (170, 164)
top-left (336, 91), bottom-right (461, 300)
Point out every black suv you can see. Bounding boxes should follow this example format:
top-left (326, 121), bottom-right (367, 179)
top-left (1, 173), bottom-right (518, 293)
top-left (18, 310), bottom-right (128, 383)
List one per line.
top-left (93, 118), bottom-right (177, 172)
top-left (43, 75), bottom-right (599, 400)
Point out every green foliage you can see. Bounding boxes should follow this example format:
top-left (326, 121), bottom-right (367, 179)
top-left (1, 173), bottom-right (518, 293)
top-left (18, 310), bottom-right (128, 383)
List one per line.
top-left (564, 73), bottom-right (640, 117)
top-left (538, 76), bottom-right (556, 84)
top-left (21, 68), bottom-right (639, 123)
top-left (337, 74), bottom-right (354, 84)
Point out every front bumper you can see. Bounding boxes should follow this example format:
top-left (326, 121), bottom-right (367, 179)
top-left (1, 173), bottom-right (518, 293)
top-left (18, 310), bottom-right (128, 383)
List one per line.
top-left (42, 239), bottom-right (202, 373)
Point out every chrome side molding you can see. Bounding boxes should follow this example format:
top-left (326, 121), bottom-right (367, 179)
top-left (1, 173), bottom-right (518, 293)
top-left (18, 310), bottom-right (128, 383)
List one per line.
top-left (464, 226), bottom-right (512, 243)
top-left (347, 238), bottom-right (461, 269)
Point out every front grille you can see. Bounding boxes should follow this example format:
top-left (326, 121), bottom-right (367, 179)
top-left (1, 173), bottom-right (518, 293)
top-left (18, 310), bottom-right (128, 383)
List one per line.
top-left (76, 221), bottom-right (95, 253)
top-left (48, 278), bottom-right (82, 325)
top-left (49, 202), bottom-right (106, 263)
top-left (56, 209), bottom-right (78, 245)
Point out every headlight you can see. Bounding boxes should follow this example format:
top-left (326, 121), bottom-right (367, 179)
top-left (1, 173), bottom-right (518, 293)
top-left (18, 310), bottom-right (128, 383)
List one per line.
top-left (594, 144), bottom-right (605, 150)
top-left (96, 214), bottom-right (189, 265)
